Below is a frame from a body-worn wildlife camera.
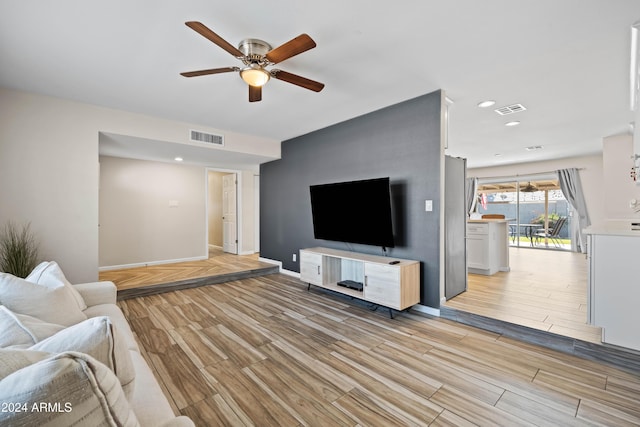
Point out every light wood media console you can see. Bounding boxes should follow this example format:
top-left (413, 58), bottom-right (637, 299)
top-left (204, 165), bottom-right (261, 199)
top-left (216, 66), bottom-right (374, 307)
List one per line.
top-left (299, 247), bottom-right (420, 317)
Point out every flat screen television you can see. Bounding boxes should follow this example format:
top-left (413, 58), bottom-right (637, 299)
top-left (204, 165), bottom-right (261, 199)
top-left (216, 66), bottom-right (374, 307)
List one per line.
top-left (309, 177), bottom-right (395, 248)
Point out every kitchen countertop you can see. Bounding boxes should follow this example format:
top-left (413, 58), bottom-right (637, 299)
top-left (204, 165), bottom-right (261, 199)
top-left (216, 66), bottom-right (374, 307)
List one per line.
top-left (584, 220), bottom-right (640, 236)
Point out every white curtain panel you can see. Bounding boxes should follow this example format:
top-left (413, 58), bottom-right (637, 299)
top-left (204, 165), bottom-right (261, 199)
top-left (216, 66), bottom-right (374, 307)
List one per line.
top-left (557, 168), bottom-right (591, 253)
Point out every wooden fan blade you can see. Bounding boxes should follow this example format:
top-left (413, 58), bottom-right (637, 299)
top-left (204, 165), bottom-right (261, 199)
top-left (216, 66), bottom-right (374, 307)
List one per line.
top-left (185, 21), bottom-right (244, 58)
top-left (249, 85), bottom-right (262, 102)
top-left (180, 67), bottom-right (237, 77)
top-left (265, 34), bottom-right (316, 64)
top-left (271, 70), bottom-right (325, 92)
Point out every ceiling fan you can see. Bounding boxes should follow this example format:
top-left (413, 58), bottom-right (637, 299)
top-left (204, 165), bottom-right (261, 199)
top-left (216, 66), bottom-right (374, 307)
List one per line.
top-left (181, 21), bottom-right (325, 102)
top-left (521, 181), bottom-right (539, 193)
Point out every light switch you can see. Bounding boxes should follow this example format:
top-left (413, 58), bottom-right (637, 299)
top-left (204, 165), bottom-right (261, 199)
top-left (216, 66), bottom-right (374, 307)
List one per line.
top-left (169, 200), bottom-right (179, 207)
top-left (425, 200), bottom-right (433, 212)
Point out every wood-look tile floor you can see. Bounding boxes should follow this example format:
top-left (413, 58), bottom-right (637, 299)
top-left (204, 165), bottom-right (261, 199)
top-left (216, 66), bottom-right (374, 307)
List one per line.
top-left (444, 248), bottom-right (602, 343)
top-left (100, 248), bottom-right (274, 291)
top-left (119, 274), bottom-right (640, 426)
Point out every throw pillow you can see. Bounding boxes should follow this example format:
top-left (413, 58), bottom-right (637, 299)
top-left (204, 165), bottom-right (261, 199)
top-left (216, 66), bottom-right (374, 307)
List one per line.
top-left (0, 272), bottom-right (87, 326)
top-left (0, 348), bottom-right (50, 380)
top-left (27, 261), bottom-right (87, 311)
top-left (0, 305), bottom-right (64, 348)
top-left (30, 316), bottom-right (135, 399)
top-left (0, 351), bottom-right (140, 427)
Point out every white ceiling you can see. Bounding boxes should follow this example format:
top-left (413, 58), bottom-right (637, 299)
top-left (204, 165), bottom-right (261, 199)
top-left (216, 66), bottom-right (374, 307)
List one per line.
top-left (1, 1), bottom-right (639, 168)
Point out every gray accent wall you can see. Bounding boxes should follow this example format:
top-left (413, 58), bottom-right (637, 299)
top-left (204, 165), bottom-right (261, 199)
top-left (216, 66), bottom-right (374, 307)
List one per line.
top-left (260, 90), bottom-right (443, 308)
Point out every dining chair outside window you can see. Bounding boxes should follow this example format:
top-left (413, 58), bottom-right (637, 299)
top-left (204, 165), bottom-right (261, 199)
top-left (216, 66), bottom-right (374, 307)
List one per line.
top-left (534, 216), bottom-right (567, 247)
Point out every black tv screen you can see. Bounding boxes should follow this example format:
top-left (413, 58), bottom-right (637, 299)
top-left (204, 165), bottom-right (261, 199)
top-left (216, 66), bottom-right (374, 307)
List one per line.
top-left (310, 177), bottom-right (395, 248)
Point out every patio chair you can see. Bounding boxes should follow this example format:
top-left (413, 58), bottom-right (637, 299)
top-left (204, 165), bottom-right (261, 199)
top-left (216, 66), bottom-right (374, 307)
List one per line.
top-left (534, 216), bottom-right (567, 248)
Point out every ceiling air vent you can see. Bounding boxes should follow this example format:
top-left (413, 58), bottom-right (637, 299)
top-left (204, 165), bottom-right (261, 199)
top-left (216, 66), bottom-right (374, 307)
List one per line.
top-left (494, 103), bottom-right (527, 115)
top-left (190, 129), bottom-right (224, 146)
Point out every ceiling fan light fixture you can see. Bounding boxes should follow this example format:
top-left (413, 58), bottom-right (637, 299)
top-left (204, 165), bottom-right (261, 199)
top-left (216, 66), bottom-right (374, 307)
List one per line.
top-left (521, 181), bottom-right (538, 193)
top-left (240, 66), bottom-right (270, 87)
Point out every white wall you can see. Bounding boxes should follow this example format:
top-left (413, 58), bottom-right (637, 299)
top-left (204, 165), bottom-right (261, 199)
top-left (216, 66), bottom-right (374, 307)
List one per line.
top-left (468, 154), bottom-right (605, 227)
top-left (239, 170), bottom-right (256, 255)
top-left (0, 87), bottom-right (280, 282)
top-left (602, 133), bottom-right (640, 219)
top-left (99, 156), bottom-right (206, 267)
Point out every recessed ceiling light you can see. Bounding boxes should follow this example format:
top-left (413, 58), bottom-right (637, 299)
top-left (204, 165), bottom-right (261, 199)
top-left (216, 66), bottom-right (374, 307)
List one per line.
top-left (174, 157), bottom-right (183, 162)
top-left (477, 100), bottom-right (496, 108)
top-left (505, 121), bottom-right (520, 127)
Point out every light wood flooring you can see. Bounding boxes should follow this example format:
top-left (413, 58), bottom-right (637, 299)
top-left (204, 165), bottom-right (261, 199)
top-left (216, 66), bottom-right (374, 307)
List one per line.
top-left (444, 248), bottom-right (602, 343)
top-left (118, 274), bottom-right (640, 426)
top-left (99, 248), bottom-right (275, 292)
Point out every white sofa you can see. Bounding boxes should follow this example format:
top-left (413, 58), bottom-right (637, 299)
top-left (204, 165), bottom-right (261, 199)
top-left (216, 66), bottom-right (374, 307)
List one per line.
top-left (75, 280), bottom-right (195, 427)
top-left (0, 263), bottom-right (194, 427)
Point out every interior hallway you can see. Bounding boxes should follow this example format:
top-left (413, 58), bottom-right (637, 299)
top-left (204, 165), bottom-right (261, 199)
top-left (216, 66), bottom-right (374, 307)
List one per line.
top-left (444, 247), bottom-right (602, 343)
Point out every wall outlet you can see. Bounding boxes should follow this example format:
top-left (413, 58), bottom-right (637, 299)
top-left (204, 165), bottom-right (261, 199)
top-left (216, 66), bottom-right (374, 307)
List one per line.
top-left (292, 253), bottom-right (297, 262)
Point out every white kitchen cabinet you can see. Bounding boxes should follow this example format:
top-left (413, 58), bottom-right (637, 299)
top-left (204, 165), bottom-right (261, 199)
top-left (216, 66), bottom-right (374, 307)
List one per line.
top-left (466, 220), bottom-right (510, 275)
top-left (299, 247), bottom-right (420, 314)
top-left (586, 224), bottom-right (640, 351)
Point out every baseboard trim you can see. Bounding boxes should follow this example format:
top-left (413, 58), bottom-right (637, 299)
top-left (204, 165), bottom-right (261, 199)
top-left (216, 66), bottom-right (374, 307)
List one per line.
top-left (257, 257), bottom-right (301, 278)
top-left (258, 256), bottom-right (281, 267)
top-left (99, 256), bottom-right (208, 272)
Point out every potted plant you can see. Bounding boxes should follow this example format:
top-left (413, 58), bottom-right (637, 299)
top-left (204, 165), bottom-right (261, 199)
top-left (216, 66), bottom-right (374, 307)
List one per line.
top-left (0, 221), bottom-right (40, 278)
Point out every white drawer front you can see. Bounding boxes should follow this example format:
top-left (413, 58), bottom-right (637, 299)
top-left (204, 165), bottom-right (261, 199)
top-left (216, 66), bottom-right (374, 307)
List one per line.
top-left (467, 223), bottom-right (489, 235)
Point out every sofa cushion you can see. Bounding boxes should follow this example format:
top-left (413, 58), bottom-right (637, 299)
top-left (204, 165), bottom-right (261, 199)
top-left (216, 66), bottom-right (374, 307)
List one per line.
top-left (27, 261), bottom-right (87, 310)
top-left (84, 303), bottom-right (140, 352)
top-left (30, 316), bottom-right (136, 399)
top-left (0, 272), bottom-right (87, 326)
top-left (0, 350), bottom-right (139, 427)
top-left (74, 281), bottom-right (117, 307)
top-left (0, 305), bottom-right (64, 348)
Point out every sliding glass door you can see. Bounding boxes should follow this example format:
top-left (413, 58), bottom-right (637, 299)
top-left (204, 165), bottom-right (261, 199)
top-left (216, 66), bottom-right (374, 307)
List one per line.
top-left (475, 175), bottom-right (572, 250)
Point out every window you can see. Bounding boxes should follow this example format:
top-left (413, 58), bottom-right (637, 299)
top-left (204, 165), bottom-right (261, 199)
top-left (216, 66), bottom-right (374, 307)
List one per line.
top-left (476, 175), bottom-right (571, 250)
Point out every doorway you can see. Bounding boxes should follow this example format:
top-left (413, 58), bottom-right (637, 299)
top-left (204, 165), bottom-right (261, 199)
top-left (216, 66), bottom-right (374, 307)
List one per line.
top-left (207, 170), bottom-right (238, 255)
top-left (444, 172), bottom-right (597, 343)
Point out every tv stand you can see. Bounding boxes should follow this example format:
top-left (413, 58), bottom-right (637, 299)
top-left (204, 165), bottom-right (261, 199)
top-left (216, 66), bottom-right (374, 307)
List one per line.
top-left (299, 247), bottom-right (420, 317)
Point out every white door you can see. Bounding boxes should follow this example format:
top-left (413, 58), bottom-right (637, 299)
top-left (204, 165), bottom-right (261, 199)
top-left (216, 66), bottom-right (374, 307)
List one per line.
top-left (222, 173), bottom-right (238, 254)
